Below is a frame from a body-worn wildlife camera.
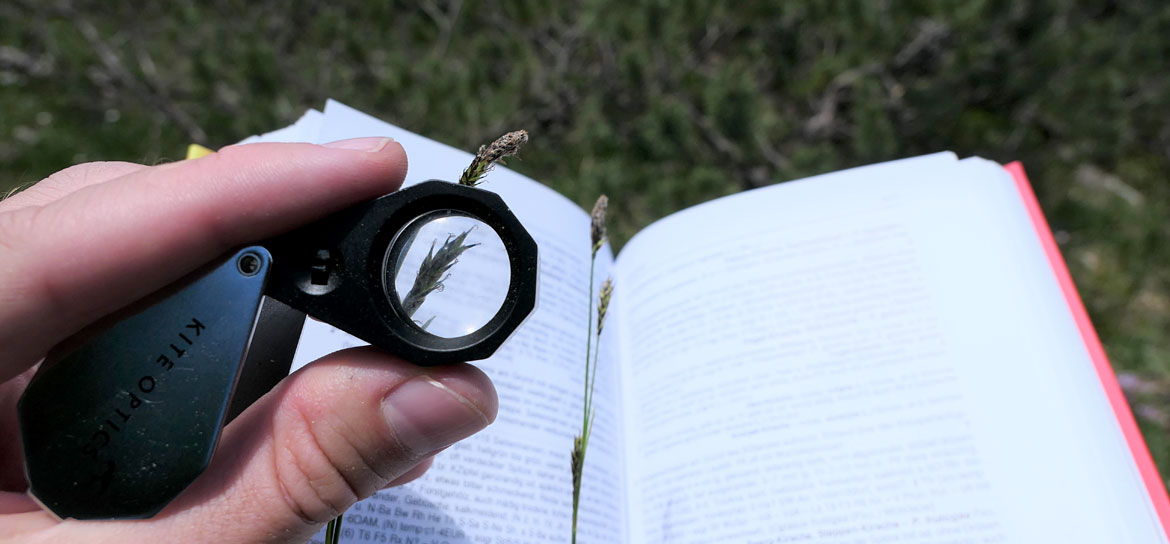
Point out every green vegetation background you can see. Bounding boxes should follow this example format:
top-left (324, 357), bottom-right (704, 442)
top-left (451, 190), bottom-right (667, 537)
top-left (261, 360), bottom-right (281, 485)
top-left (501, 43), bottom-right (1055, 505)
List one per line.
top-left (4, 1), bottom-right (1170, 484)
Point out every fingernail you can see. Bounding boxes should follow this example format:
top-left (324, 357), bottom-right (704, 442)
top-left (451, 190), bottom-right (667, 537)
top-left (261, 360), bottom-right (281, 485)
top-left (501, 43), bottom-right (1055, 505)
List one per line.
top-left (322, 137), bottom-right (394, 152)
top-left (382, 376), bottom-right (490, 458)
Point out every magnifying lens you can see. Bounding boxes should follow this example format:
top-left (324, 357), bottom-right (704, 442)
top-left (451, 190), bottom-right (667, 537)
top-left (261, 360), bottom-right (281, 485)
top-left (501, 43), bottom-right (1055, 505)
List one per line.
top-left (17, 180), bottom-right (538, 520)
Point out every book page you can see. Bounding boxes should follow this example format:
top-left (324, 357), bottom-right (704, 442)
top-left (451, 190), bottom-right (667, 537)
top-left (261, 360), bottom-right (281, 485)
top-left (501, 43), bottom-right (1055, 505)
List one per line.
top-left (235, 108), bottom-right (323, 145)
top-left (613, 155), bottom-right (1165, 543)
top-left (281, 102), bottom-right (628, 544)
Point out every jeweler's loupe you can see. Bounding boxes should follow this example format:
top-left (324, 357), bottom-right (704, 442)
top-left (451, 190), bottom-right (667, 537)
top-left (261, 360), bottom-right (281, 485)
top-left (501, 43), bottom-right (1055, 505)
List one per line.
top-left (17, 180), bottom-right (538, 521)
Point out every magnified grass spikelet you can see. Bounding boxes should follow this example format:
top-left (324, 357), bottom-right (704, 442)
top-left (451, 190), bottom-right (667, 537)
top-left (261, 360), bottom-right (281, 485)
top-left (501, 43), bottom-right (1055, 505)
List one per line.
top-left (400, 228), bottom-right (479, 318)
top-left (459, 130), bottom-right (529, 186)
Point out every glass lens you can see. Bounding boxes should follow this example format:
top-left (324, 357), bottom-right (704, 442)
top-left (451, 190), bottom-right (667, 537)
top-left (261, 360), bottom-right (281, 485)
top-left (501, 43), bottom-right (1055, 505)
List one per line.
top-left (384, 210), bottom-right (511, 338)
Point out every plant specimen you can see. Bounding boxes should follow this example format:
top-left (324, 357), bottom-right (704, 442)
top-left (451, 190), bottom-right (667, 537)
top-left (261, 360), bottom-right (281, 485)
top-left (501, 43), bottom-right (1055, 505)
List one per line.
top-left (324, 129), bottom-right (527, 544)
top-left (459, 130), bottom-right (528, 187)
top-left (571, 195), bottom-right (614, 543)
top-left (400, 228), bottom-right (479, 329)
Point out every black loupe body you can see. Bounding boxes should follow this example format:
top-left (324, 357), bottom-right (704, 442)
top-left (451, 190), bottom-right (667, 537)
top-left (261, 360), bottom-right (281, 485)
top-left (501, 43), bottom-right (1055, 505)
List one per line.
top-left (17, 180), bottom-right (538, 520)
top-left (265, 180), bottom-right (538, 365)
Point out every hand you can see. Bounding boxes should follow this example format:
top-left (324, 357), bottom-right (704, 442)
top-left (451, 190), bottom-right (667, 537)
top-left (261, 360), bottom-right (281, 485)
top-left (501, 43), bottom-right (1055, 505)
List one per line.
top-left (0, 139), bottom-right (497, 542)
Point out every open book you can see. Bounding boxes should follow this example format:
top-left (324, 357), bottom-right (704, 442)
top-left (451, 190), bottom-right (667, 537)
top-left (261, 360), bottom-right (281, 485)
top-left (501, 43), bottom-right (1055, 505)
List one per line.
top-left (244, 101), bottom-right (1170, 543)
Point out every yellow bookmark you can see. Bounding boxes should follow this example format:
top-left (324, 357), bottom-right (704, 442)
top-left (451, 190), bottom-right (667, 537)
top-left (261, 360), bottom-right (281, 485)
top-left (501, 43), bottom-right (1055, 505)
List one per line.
top-left (185, 144), bottom-right (215, 160)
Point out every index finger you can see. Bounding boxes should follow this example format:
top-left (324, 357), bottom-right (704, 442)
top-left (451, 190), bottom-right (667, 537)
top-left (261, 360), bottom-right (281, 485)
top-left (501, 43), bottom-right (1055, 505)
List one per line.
top-left (0, 138), bottom-right (407, 381)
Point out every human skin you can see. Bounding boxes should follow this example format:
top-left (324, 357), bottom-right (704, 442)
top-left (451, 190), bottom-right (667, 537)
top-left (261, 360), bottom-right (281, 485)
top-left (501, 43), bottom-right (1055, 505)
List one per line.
top-left (0, 138), bottom-right (498, 542)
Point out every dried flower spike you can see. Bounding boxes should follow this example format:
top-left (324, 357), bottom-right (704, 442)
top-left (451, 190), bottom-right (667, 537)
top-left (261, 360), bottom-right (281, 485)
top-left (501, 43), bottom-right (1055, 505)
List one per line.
top-left (590, 195), bottom-right (608, 255)
top-left (459, 130), bottom-right (529, 186)
top-left (597, 278), bottom-right (614, 335)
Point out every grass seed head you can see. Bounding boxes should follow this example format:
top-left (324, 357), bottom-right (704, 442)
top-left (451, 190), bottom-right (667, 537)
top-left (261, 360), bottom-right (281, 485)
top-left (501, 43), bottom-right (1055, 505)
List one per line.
top-left (597, 277), bottom-right (613, 336)
top-left (590, 195), bottom-right (608, 255)
top-left (459, 130), bottom-right (529, 186)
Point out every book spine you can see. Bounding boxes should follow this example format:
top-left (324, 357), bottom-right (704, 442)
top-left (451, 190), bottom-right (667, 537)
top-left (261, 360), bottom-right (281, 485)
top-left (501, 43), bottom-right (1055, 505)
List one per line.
top-left (1005, 161), bottom-right (1170, 536)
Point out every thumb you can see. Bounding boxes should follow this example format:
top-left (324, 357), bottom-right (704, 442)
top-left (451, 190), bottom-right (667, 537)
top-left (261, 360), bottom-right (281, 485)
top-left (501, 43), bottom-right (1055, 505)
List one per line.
top-left (184, 348), bottom-right (496, 541)
top-left (36, 348), bottom-right (497, 543)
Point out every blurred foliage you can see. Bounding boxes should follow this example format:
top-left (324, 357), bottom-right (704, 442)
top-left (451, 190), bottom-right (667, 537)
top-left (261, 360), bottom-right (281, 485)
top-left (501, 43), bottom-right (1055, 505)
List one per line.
top-left (3, 1), bottom-right (1170, 477)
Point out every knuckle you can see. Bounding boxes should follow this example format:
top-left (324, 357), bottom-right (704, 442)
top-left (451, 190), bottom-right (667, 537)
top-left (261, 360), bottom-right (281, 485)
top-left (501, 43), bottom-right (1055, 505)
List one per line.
top-left (271, 398), bottom-right (389, 526)
top-left (272, 409), bottom-right (355, 525)
top-left (53, 160), bottom-right (140, 183)
top-left (204, 142), bottom-right (266, 173)
top-left (0, 206), bottom-right (76, 318)
top-left (0, 208), bottom-right (30, 253)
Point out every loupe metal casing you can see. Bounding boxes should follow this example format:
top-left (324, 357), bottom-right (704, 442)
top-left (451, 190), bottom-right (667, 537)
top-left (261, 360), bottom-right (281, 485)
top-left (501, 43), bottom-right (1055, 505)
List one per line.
top-left (17, 180), bottom-right (537, 520)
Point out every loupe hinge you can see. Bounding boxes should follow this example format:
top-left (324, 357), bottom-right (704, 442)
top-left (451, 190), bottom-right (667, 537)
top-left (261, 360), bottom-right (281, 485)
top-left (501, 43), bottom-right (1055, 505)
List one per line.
top-left (309, 249), bottom-right (333, 286)
top-left (224, 296), bottom-right (306, 424)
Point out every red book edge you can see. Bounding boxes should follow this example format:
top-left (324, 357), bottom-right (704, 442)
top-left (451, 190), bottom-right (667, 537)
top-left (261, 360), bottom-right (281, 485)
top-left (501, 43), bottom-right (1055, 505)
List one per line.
top-left (1005, 161), bottom-right (1170, 534)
